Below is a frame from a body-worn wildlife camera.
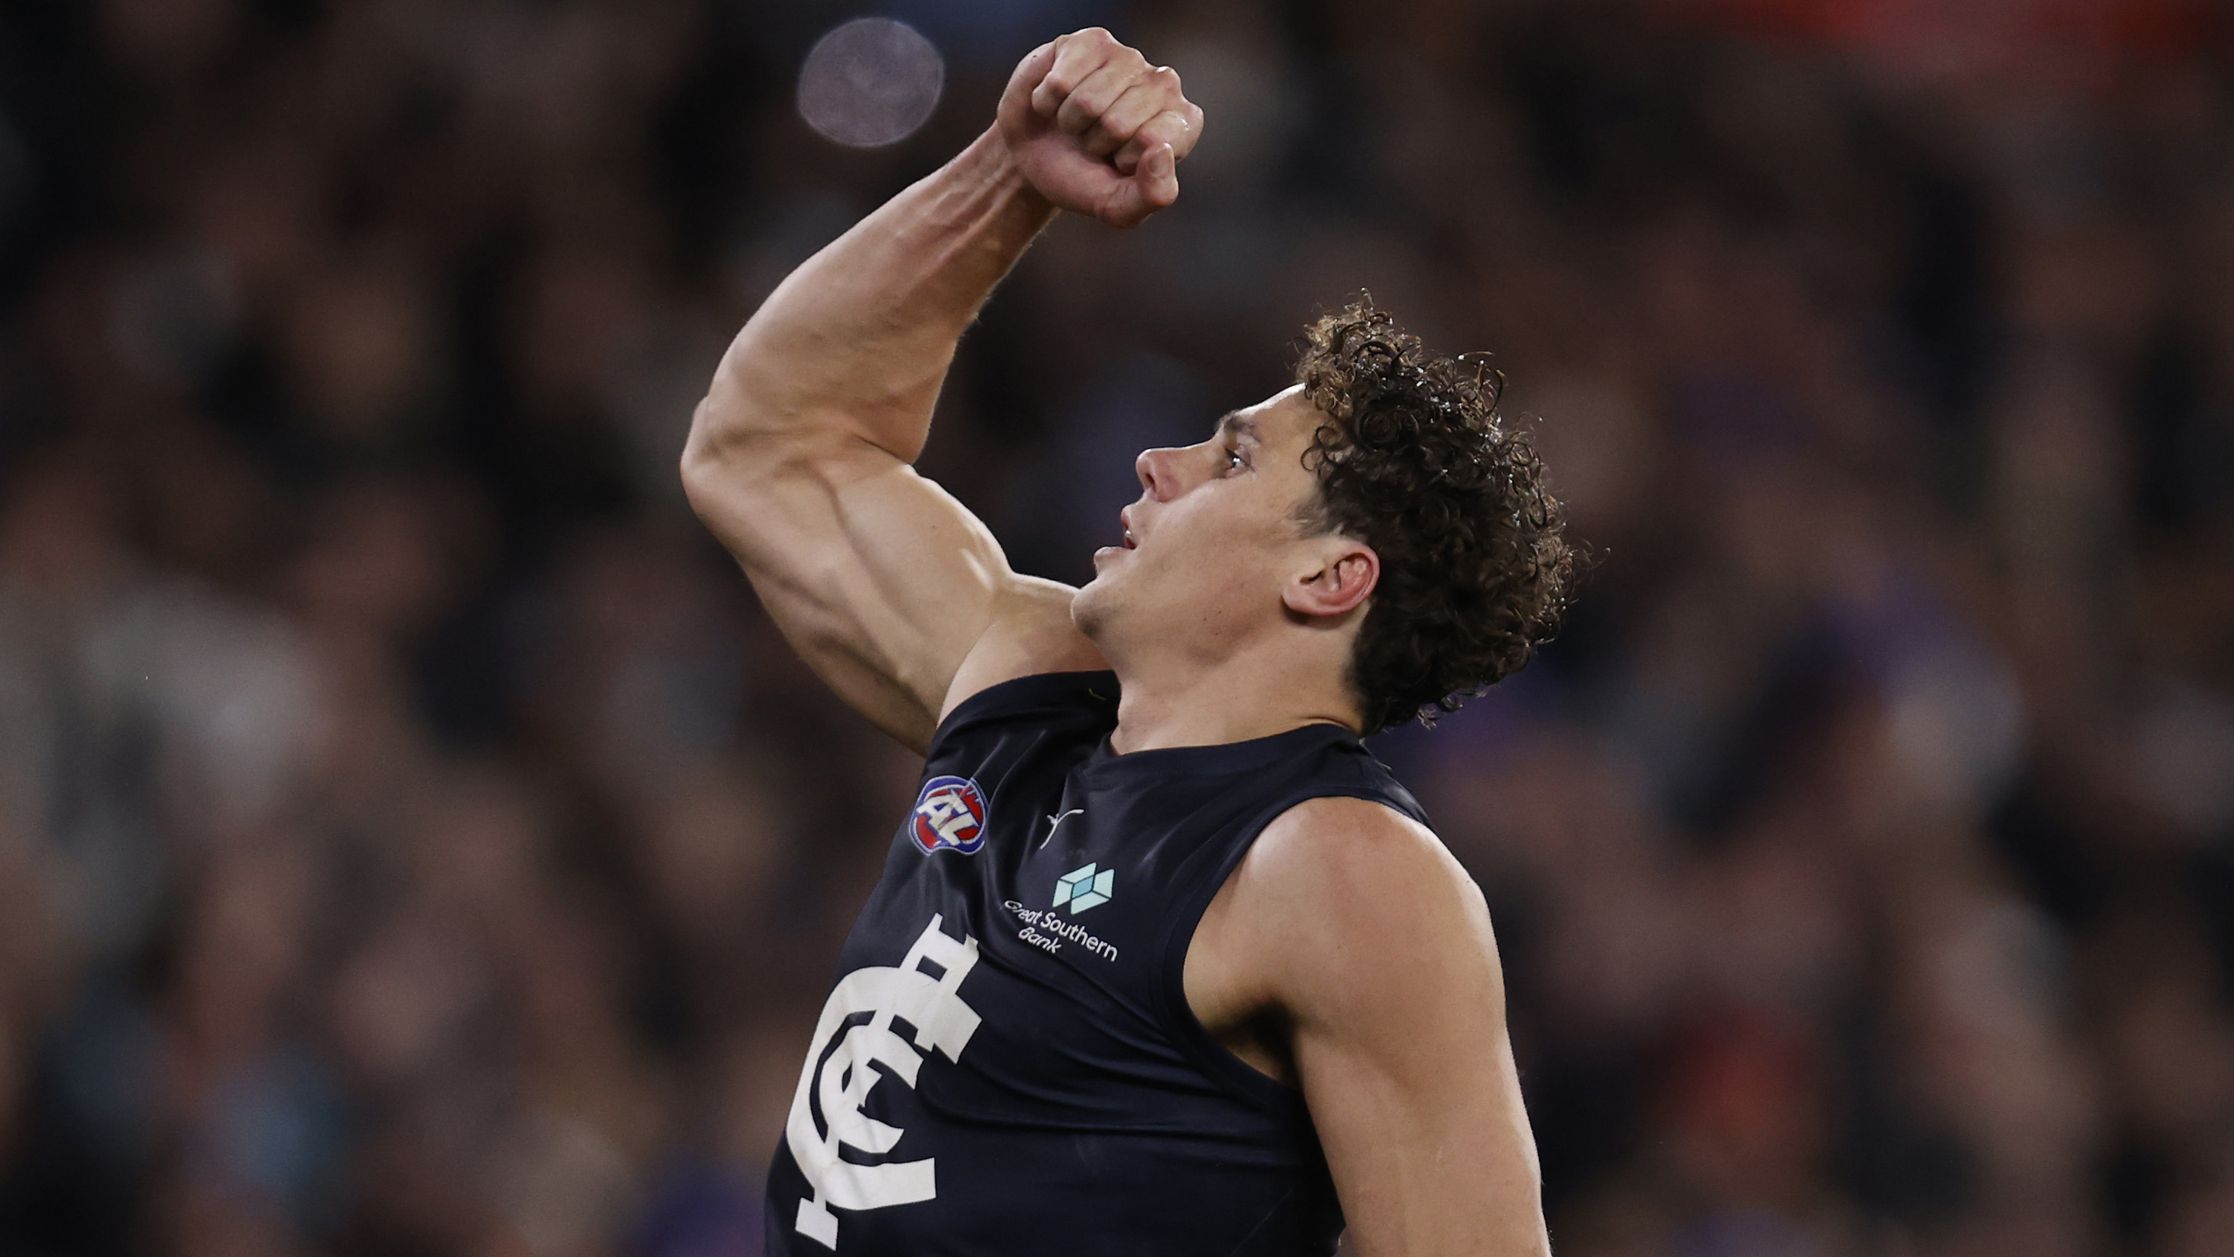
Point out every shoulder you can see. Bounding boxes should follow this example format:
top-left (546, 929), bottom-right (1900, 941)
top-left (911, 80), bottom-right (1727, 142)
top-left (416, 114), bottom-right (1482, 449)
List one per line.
top-left (938, 575), bottom-right (1107, 724)
top-left (1249, 796), bottom-right (1483, 930)
top-left (1231, 796), bottom-right (1503, 1022)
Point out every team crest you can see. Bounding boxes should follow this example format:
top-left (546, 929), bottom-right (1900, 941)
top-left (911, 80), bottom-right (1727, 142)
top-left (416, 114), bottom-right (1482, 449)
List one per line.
top-left (787, 915), bottom-right (983, 1247)
top-left (910, 775), bottom-right (988, 854)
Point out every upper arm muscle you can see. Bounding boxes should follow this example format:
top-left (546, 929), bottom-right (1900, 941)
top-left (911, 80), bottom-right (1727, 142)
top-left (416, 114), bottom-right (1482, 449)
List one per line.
top-left (1237, 800), bottom-right (1549, 1257)
top-left (683, 430), bottom-right (1102, 753)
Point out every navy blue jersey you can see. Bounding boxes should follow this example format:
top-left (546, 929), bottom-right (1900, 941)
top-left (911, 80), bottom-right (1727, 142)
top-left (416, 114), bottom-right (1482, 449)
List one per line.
top-left (766, 670), bottom-right (1432, 1257)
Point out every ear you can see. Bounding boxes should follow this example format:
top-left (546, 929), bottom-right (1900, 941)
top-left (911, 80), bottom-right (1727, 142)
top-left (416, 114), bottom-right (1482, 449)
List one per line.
top-left (1283, 538), bottom-right (1378, 619)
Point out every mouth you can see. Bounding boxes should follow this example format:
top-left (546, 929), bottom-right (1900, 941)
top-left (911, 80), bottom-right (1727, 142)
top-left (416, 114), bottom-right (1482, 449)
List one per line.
top-left (1119, 508), bottom-right (1138, 550)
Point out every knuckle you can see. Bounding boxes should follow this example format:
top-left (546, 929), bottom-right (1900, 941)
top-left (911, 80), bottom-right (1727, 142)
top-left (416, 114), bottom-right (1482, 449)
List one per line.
top-left (1079, 26), bottom-right (1114, 47)
top-left (1154, 65), bottom-right (1182, 88)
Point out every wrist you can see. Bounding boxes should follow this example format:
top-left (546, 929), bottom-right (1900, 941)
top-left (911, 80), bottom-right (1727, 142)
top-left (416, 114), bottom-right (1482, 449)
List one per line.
top-left (960, 126), bottom-right (1056, 222)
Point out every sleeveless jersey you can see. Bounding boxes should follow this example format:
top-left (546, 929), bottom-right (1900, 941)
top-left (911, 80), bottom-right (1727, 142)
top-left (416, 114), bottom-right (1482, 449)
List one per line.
top-left (765, 669), bottom-right (1432, 1257)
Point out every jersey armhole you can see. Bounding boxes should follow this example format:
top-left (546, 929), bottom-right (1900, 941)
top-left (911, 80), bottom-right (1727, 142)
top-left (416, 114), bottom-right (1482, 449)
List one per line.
top-left (1150, 788), bottom-right (1432, 1117)
top-left (923, 669), bottom-right (1118, 758)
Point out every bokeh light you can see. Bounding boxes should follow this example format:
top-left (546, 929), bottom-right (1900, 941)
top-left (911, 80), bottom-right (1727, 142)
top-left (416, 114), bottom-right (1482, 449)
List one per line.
top-left (796, 18), bottom-right (945, 149)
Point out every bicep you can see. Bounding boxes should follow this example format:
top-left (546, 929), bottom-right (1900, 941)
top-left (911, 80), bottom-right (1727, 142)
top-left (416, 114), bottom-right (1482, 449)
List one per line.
top-left (684, 432), bottom-right (1096, 752)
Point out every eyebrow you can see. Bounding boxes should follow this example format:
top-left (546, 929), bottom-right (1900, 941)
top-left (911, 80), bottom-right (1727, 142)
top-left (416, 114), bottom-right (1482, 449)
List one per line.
top-left (1214, 411), bottom-right (1261, 443)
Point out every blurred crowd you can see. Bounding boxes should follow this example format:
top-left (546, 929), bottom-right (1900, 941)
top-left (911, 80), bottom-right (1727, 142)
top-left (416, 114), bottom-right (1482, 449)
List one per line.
top-left (2, 1), bottom-right (2231, 1255)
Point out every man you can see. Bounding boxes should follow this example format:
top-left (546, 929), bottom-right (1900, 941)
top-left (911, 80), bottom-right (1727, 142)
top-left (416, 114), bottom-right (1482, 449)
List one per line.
top-left (682, 27), bottom-right (1575, 1257)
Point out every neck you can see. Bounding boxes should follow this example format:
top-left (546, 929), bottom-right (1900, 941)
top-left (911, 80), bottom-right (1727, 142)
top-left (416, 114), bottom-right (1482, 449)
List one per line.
top-left (1105, 640), bottom-right (1363, 754)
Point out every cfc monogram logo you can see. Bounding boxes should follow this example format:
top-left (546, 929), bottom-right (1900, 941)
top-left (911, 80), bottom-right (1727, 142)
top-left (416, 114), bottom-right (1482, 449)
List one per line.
top-left (786, 916), bottom-right (983, 1250)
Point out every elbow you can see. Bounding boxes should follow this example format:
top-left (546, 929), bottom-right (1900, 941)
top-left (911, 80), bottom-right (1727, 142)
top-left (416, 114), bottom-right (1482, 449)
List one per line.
top-left (681, 394), bottom-right (785, 523)
top-left (680, 389), bottom-right (773, 509)
top-left (679, 395), bottom-right (729, 520)
top-left (681, 399), bottom-right (855, 524)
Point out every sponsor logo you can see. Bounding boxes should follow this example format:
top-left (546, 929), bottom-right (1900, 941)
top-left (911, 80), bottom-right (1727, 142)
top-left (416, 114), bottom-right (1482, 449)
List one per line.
top-left (909, 775), bottom-right (987, 854)
top-left (1001, 899), bottom-right (1118, 962)
top-left (787, 916), bottom-right (983, 1250)
top-left (1053, 862), bottom-right (1115, 914)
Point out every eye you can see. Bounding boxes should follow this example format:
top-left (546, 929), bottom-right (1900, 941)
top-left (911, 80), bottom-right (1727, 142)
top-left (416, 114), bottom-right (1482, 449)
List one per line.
top-left (1224, 445), bottom-right (1247, 473)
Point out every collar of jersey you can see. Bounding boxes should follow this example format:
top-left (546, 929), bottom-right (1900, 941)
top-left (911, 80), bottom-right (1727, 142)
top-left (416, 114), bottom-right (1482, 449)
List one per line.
top-left (1083, 719), bottom-right (1356, 778)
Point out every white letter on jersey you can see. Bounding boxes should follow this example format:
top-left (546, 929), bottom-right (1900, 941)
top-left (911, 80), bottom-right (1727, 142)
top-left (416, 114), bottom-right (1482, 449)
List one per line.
top-left (920, 794), bottom-right (978, 846)
top-left (786, 915), bottom-right (982, 1250)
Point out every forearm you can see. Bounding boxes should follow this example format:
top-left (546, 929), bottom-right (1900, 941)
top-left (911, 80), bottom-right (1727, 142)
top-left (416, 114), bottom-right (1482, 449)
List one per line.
top-left (690, 129), bottom-right (1054, 467)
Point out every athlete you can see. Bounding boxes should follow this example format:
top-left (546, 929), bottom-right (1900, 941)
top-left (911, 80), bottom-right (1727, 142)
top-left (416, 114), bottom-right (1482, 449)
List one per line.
top-left (683, 28), bottom-right (1574, 1257)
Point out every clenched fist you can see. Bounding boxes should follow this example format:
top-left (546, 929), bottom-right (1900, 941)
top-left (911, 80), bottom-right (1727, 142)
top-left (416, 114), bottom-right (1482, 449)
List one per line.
top-left (996, 29), bottom-right (1205, 228)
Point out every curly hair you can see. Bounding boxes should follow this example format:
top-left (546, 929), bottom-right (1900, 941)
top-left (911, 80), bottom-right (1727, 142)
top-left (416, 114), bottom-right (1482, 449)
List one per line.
top-left (1291, 295), bottom-right (1580, 734)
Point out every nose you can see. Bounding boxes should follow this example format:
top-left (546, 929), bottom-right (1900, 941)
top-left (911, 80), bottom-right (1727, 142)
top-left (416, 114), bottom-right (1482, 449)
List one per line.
top-left (1135, 446), bottom-right (1181, 501)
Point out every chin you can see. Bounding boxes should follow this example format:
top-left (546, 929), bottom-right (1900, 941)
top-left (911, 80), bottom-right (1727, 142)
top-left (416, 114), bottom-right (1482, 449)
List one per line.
top-left (1070, 576), bottom-right (1116, 642)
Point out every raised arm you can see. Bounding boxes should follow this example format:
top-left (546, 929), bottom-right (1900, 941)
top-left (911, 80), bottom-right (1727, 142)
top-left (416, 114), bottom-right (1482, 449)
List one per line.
top-left (681, 29), bottom-right (1204, 752)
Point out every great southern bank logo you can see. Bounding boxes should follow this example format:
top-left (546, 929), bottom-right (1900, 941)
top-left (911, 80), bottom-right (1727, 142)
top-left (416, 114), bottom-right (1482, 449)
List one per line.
top-left (910, 776), bottom-right (987, 854)
top-left (1053, 862), bottom-right (1115, 914)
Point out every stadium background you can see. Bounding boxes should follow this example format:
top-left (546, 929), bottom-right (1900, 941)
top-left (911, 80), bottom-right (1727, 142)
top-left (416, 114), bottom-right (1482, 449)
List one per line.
top-left (3, 1), bottom-right (2231, 1254)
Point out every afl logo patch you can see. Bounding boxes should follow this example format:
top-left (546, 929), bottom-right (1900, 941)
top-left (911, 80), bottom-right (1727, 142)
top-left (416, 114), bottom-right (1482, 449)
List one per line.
top-left (911, 775), bottom-right (989, 854)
